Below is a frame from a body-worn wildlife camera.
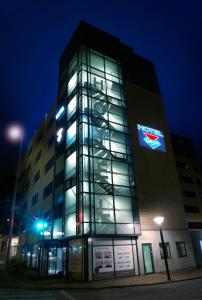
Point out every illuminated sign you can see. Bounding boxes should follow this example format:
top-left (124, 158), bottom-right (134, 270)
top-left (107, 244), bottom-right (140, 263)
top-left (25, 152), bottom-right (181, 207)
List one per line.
top-left (137, 124), bottom-right (166, 151)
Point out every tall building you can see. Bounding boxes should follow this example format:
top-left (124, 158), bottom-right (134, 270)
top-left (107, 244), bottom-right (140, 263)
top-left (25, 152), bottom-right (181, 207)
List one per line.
top-left (171, 134), bottom-right (202, 267)
top-left (17, 22), bottom-right (196, 280)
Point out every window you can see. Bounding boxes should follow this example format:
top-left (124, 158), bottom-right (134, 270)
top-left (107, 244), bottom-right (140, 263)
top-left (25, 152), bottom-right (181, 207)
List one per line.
top-left (44, 156), bottom-right (54, 174)
top-left (188, 222), bottom-right (202, 229)
top-left (176, 161), bottom-right (191, 169)
top-left (65, 151), bottom-right (76, 180)
top-left (184, 205), bottom-right (200, 213)
top-left (90, 52), bottom-right (104, 71)
top-left (28, 145), bottom-right (33, 157)
top-left (24, 182), bottom-right (29, 192)
top-left (26, 163), bottom-right (31, 174)
top-left (114, 196), bottom-right (133, 223)
top-left (65, 186), bottom-right (76, 215)
top-left (66, 121), bottom-right (76, 148)
top-left (181, 176), bottom-right (193, 184)
top-left (53, 218), bottom-right (63, 239)
top-left (46, 135), bottom-right (54, 150)
top-left (182, 190), bottom-right (196, 198)
top-left (65, 214), bottom-right (76, 237)
top-left (159, 242), bottom-right (171, 259)
top-left (105, 58), bottom-right (119, 77)
top-left (43, 182), bottom-right (53, 199)
top-left (68, 54), bottom-right (77, 75)
top-left (53, 204), bottom-right (63, 220)
top-left (31, 193), bottom-right (38, 207)
top-left (68, 72), bottom-right (77, 95)
top-left (67, 95), bottom-right (76, 120)
top-left (47, 116), bottom-right (54, 130)
top-left (33, 171), bottom-right (40, 183)
top-left (200, 241), bottom-right (202, 251)
top-left (176, 242), bottom-right (187, 257)
top-left (55, 171), bottom-right (64, 188)
top-left (36, 132), bottom-right (43, 144)
top-left (35, 150), bottom-right (41, 164)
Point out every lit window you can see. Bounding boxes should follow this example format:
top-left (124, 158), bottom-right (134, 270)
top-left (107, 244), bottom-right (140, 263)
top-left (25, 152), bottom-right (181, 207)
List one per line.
top-left (65, 151), bottom-right (76, 180)
top-left (53, 218), bottom-right (63, 239)
top-left (105, 59), bottom-right (119, 77)
top-left (66, 121), bottom-right (76, 148)
top-left (55, 106), bottom-right (65, 120)
top-left (67, 96), bottom-right (76, 120)
top-left (65, 186), bottom-right (76, 215)
top-left (90, 52), bottom-right (104, 71)
top-left (56, 128), bottom-right (64, 143)
top-left (68, 72), bottom-right (77, 95)
top-left (65, 214), bottom-right (76, 237)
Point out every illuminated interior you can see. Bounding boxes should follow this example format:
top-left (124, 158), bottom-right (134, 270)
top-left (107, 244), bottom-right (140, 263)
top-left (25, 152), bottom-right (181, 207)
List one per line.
top-left (64, 48), bottom-right (137, 236)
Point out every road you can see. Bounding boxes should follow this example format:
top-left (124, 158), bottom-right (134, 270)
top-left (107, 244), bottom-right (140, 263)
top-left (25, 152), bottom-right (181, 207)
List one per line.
top-left (1, 278), bottom-right (202, 300)
top-left (0, 289), bottom-right (75, 300)
top-left (70, 278), bottom-right (202, 300)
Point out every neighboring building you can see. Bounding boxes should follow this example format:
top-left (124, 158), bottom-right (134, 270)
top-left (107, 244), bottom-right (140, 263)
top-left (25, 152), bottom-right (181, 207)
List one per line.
top-left (171, 134), bottom-right (202, 267)
top-left (17, 22), bottom-right (196, 280)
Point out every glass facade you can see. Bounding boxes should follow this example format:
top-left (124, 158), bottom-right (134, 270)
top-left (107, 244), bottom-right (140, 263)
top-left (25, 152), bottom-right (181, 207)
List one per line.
top-left (64, 47), bottom-right (138, 237)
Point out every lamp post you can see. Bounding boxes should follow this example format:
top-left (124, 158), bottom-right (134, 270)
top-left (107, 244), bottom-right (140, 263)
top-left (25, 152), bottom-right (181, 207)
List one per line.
top-left (35, 219), bottom-right (49, 276)
top-left (153, 216), bottom-right (171, 281)
top-left (5, 124), bottom-right (24, 268)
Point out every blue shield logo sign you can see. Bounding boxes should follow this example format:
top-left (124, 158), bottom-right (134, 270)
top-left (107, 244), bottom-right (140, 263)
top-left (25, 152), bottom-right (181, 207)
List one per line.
top-left (137, 124), bottom-right (166, 152)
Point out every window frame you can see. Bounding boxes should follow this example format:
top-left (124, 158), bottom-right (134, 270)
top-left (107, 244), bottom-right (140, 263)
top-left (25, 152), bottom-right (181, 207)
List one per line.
top-left (176, 241), bottom-right (187, 258)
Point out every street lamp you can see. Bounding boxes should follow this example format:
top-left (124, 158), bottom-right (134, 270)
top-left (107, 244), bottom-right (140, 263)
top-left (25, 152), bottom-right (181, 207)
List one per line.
top-left (5, 124), bottom-right (24, 268)
top-left (35, 219), bottom-right (49, 276)
top-left (153, 216), bottom-right (171, 281)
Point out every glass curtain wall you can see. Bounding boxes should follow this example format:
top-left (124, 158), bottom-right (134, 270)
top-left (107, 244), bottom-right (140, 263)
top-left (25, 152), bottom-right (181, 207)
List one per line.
top-left (64, 47), bottom-right (137, 236)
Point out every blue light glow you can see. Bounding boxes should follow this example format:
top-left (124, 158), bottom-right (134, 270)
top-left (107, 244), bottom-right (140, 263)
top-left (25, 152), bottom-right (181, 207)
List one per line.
top-left (37, 222), bottom-right (43, 229)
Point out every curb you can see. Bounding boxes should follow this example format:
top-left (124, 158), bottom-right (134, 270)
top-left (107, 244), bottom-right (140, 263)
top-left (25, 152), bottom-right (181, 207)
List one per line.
top-left (0, 275), bottom-right (202, 290)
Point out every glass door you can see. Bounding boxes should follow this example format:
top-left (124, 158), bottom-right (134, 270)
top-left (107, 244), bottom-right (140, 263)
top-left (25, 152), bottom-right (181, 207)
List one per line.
top-left (142, 244), bottom-right (154, 274)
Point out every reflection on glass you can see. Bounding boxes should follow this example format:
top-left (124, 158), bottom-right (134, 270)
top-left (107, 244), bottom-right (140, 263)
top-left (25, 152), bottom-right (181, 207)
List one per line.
top-left (65, 214), bottom-right (76, 237)
top-left (68, 72), bottom-right (77, 95)
top-left (53, 218), bottom-right (63, 239)
top-left (65, 152), bottom-right (76, 179)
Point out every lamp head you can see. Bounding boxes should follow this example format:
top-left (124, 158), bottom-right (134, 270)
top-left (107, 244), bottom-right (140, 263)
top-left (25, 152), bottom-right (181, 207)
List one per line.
top-left (6, 124), bottom-right (24, 142)
top-left (153, 216), bottom-right (164, 226)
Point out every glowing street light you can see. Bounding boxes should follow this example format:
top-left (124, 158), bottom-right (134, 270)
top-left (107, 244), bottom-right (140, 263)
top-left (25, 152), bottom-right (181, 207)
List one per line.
top-left (154, 216), bottom-right (171, 281)
top-left (6, 124), bottom-right (24, 142)
top-left (153, 216), bottom-right (164, 226)
top-left (35, 221), bottom-right (48, 231)
top-left (5, 123), bottom-right (24, 268)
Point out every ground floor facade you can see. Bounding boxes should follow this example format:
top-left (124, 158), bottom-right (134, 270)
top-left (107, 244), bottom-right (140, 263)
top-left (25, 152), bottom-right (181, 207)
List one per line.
top-left (16, 229), bottom-right (196, 280)
top-left (190, 231), bottom-right (202, 267)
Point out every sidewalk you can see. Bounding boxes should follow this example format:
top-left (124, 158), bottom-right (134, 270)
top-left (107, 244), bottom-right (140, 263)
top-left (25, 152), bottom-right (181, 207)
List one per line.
top-left (0, 266), bottom-right (202, 289)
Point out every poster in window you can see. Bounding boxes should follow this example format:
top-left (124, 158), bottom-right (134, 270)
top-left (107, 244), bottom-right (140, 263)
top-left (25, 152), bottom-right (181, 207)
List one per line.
top-left (114, 245), bottom-right (134, 271)
top-left (93, 246), bottom-right (114, 273)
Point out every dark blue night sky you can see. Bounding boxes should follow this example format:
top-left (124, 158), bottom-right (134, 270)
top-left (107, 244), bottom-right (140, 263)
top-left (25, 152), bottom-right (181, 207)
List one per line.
top-left (1, 0), bottom-right (202, 171)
